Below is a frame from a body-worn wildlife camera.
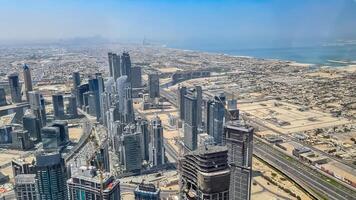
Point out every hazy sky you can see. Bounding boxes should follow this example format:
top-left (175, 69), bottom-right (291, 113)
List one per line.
top-left (1, 0), bottom-right (356, 48)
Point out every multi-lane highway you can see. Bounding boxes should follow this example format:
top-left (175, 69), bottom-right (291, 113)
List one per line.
top-left (255, 140), bottom-right (356, 200)
top-left (160, 86), bottom-right (356, 200)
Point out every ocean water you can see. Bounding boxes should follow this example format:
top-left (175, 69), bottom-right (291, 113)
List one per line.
top-left (171, 44), bottom-right (356, 67)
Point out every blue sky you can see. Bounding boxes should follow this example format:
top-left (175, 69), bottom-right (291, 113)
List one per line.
top-left (1, 0), bottom-right (356, 48)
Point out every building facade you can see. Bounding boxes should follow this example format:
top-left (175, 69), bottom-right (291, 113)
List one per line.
top-left (149, 116), bottom-right (165, 166)
top-left (224, 121), bottom-right (254, 200)
top-left (14, 174), bottom-right (37, 200)
top-left (206, 94), bottom-right (226, 145)
top-left (67, 166), bottom-right (120, 200)
top-left (52, 93), bottom-right (65, 120)
top-left (35, 151), bottom-right (68, 200)
top-left (180, 145), bottom-right (230, 200)
top-left (23, 64), bottom-right (33, 101)
top-left (8, 73), bottom-right (22, 103)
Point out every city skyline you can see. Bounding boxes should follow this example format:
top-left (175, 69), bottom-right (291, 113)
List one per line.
top-left (0, 1), bottom-right (355, 199)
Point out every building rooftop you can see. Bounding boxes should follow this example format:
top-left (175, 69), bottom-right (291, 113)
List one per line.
top-left (15, 174), bottom-right (36, 184)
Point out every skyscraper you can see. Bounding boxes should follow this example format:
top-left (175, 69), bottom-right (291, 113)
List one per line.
top-left (14, 174), bottom-right (38, 200)
top-left (28, 91), bottom-right (46, 126)
top-left (67, 166), bottom-right (120, 200)
top-left (108, 52), bottom-right (114, 77)
top-left (100, 92), bottom-right (111, 126)
top-left (89, 76), bottom-right (102, 121)
top-left (52, 93), bottom-right (65, 120)
top-left (72, 71), bottom-right (81, 90)
top-left (131, 66), bottom-right (142, 88)
top-left (35, 151), bottom-right (68, 200)
top-left (137, 117), bottom-right (149, 161)
top-left (124, 84), bottom-right (135, 123)
top-left (224, 121), bottom-right (254, 200)
top-left (183, 86), bottom-right (202, 151)
top-left (121, 131), bottom-right (142, 173)
top-left (149, 116), bottom-right (165, 166)
top-left (112, 53), bottom-right (121, 80)
top-left (76, 83), bottom-right (89, 107)
top-left (23, 114), bottom-right (41, 142)
top-left (178, 86), bottom-right (187, 120)
top-left (23, 64), bottom-right (33, 102)
top-left (90, 142), bottom-right (110, 172)
top-left (11, 130), bottom-right (34, 150)
top-left (180, 145), bottom-right (230, 200)
top-left (121, 52), bottom-right (131, 82)
top-left (0, 88), bottom-right (7, 106)
top-left (66, 95), bottom-right (78, 118)
top-left (148, 73), bottom-right (160, 99)
top-left (7, 73), bottom-right (22, 103)
top-left (116, 75), bottom-right (128, 113)
top-left (41, 126), bottom-right (61, 150)
top-left (206, 94), bottom-right (226, 145)
top-left (226, 99), bottom-right (239, 121)
top-left (52, 120), bottom-right (69, 146)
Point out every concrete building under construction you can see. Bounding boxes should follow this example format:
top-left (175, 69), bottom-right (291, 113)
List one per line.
top-left (67, 166), bottom-right (120, 200)
top-left (180, 145), bottom-right (230, 200)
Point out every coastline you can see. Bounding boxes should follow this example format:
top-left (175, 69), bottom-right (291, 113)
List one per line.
top-left (165, 44), bottom-right (356, 69)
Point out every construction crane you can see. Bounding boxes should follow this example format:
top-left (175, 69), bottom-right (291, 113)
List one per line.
top-left (86, 125), bottom-right (105, 199)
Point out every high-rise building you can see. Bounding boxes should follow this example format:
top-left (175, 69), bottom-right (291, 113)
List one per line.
top-left (52, 120), bottom-right (69, 146)
top-left (14, 174), bottom-right (38, 200)
top-left (90, 142), bottom-right (110, 172)
top-left (206, 94), bottom-right (226, 145)
top-left (66, 95), bottom-right (78, 118)
top-left (121, 52), bottom-right (131, 82)
top-left (116, 75), bottom-right (128, 112)
top-left (0, 125), bottom-right (12, 144)
top-left (112, 53), bottom-right (121, 80)
top-left (41, 126), bottom-right (61, 150)
top-left (195, 86), bottom-right (203, 130)
top-left (226, 99), bottom-right (239, 121)
top-left (108, 52), bottom-right (114, 77)
top-left (23, 64), bottom-right (33, 101)
top-left (134, 183), bottom-right (160, 200)
top-left (52, 93), bottom-right (65, 120)
top-left (76, 83), bottom-right (89, 107)
top-left (11, 159), bottom-right (35, 177)
top-left (183, 87), bottom-right (202, 151)
top-left (131, 66), bottom-right (142, 88)
top-left (23, 114), bottom-right (41, 142)
top-left (28, 91), bottom-right (46, 126)
top-left (0, 88), bottom-right (6, 106)
top-left (149, 116), bottom-right (165, 166)
top-left (35, 151), bottom-right (68, 200)
top-left (137, 117), bottom-right (149, 161)
top-left (100, 92), bottom-right (111, 126)
top-left (148, 73), bottom-right (160, 99)
top-left (180, 145), bottom-right (230, 200)
top-left (11, 130), bottom-right (34, 150)
top-left (89, 76), bottom-right (102, 121)
top-left (72, 71), bottom-right (81, 90)
top-left (224, 121), bottom-right (254, 200)
top-left (121, 131), bottom-right (142, 173)
top-left (67, 166), bottom-right (120, 200)
top-left (124, 84), bottom-right (135, 123)
top-left (178, 86), bottom-right (187, 120)
top-left (7, 73), bottom-right (22, 103)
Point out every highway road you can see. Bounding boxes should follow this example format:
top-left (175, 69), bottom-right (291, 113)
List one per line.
top-left (160, 86), bottom-right (356, 200)
top-left (254, 140), bottom-right (356, 200)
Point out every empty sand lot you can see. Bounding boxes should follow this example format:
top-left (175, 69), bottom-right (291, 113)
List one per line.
top-left (239, 100), bottom-right (351, 134)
